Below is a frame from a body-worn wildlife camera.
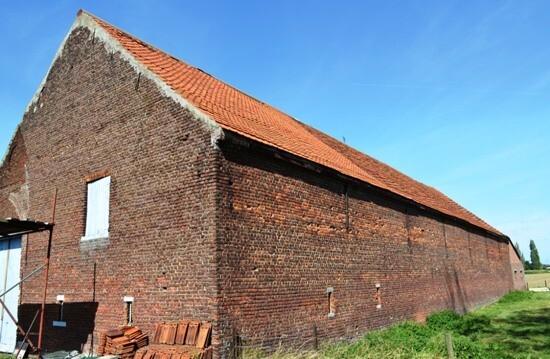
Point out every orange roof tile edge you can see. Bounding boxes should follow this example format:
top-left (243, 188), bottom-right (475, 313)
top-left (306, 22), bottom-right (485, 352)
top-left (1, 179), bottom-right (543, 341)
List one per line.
top-left (77, 10), bottom-right (504, 238)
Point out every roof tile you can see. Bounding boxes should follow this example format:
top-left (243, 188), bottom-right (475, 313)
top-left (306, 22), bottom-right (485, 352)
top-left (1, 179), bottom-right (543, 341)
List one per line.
top-left (81, 11), bottom-right (503, 237)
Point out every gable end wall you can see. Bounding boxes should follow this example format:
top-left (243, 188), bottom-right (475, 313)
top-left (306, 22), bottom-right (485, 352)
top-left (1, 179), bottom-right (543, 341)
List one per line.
top-left (0, 27), bottom-right (220, 353)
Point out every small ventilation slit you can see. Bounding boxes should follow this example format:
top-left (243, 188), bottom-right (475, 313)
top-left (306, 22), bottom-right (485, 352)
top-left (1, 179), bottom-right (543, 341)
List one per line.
top-left (327, 287), bottom-right (335, 317)
top-left (374, 284), bottom-right (382, 309)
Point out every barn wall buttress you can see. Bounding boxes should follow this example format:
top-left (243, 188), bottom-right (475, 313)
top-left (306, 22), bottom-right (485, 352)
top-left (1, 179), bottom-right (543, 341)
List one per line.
top-left (508, 244), bottom-right (526, 291)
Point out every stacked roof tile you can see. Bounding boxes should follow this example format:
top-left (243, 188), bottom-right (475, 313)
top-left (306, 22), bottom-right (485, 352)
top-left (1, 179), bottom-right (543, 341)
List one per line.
top-left (80, 11), bottom-right (502, 237)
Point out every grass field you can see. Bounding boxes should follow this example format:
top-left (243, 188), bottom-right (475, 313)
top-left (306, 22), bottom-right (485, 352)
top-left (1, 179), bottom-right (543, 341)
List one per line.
top-left (243, 291), bottom-right (550, 359)
top-left (525, 270), bottom-right (550, 288)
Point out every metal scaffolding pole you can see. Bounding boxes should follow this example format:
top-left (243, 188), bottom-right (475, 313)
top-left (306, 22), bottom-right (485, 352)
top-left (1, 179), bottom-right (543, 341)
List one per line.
top-left (37, 189), bottom-right (57, 359)
top-left (0, 190), bottom-right (58, 357)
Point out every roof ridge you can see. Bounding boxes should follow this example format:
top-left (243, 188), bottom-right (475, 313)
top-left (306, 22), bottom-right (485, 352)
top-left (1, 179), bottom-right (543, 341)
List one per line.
top-left (80, 10), bottom-right (183, 62)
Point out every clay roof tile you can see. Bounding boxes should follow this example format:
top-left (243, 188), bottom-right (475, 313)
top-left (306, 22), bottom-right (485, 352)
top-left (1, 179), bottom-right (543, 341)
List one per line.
top-left (81, 11), bottom-right (503, 237)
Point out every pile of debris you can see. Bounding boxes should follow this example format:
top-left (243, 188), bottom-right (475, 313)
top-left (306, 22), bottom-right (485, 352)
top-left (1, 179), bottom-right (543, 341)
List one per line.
top-left (98, 326), bottom-right (149, 359)
top-left (135, 321), bottom-right (212, 359)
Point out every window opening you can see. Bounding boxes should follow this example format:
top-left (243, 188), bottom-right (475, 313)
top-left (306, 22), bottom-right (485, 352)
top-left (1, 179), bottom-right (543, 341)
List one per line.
top-left (82, 176), bottom-right (111, 241)
top-left (53, 295), bottom-right (66, 327)
top-left (374, 284), bottom-right (382, 309)
top-left (124, 296), bottom-right (134, 325)
top-left (327, 287), bottom-right (335, 317)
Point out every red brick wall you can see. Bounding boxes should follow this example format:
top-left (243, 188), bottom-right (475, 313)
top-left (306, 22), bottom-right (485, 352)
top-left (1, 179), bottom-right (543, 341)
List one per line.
top-left (0, 128), bottom-right (28, 219)
top-left (215, 134), bottom-right (516, 354)
top-left (508, 244), bottom-right (526, 290)
top-left (0, 27), bottom-right (219, 354)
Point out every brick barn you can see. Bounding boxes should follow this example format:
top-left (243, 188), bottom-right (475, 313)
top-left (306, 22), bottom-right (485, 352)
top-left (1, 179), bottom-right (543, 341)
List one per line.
top-left (0, 10), bottom-right (525, 358)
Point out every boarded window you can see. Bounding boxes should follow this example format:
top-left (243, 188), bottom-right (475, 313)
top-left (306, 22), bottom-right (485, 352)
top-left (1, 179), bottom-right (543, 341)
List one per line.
top-left (82, 176), bottom-right (110, 240)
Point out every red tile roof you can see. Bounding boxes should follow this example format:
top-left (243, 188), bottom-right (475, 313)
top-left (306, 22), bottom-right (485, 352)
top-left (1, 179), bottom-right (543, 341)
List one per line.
top-left (79, 11), bottom-right (503, 237)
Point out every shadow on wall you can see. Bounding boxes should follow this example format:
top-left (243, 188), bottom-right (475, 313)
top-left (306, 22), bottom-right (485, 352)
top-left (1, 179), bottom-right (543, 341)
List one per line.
top-left (18, 302), bottom-right (98, 353)
top-left (445, 269), bottom-right (468, 314)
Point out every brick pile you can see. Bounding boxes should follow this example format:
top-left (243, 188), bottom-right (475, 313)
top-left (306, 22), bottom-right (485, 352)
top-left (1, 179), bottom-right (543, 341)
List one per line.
top-left (134, 321), bottom-right (212, 359)
top-left (99, 326), bottom-right (148, 359)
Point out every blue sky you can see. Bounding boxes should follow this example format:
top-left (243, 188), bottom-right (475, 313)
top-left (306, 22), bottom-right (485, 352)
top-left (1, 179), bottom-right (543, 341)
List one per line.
top-left (0, 1), bottom-right (548, 263)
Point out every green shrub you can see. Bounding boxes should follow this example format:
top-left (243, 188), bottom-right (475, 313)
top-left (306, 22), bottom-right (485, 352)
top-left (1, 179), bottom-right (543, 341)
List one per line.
top-left (426, 310), bottom-right (462, 332)
top-left (451, 334), bottom-right (490, 359)
top-left (458, 314), bottom-right (490, 336)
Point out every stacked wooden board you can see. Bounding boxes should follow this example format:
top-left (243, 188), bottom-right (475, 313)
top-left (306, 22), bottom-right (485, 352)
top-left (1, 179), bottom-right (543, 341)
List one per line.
top-left (134, 321), bottom-right (212, 359)
top-left (99, 326), bottom-right (149, 359)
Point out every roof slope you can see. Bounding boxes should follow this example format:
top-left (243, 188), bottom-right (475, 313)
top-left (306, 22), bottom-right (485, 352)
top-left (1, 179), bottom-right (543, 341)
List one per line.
top-left (78, 11), bottom-right (502, 237)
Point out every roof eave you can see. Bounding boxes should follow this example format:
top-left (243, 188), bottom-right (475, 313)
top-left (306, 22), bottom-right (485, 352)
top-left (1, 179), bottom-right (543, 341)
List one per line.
top-left (222, 130), bottom-right (508, 240)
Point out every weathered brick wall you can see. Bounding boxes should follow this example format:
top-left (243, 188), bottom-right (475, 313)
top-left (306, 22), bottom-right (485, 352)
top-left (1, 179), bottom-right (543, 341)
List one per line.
top-left (0, 27), bottom-right (219, 354)
top-left (0, 128), bottom-right (28, 219)
top-left (508, 244), bottom-right (526, 290)
top-left (215, 134), bottom-right (516, 354)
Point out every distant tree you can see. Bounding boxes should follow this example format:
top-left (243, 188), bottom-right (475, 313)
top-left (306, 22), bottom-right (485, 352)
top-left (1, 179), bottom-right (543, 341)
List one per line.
top-left (524, 260), bottom-right (532, 270)
top-left (529, 240), bottom-right (542, 270)
top-left (515, 241), bottom-right (526, 263)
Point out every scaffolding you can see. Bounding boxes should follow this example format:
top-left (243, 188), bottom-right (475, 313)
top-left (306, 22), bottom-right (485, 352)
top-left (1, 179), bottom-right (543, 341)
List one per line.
top-left (0, 191), bottom-right (56, 358)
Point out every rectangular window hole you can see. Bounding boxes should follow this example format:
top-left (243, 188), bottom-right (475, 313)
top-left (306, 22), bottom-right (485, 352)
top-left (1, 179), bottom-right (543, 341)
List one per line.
top-left (374, 284), bottom-right (382, 309)
top-left (55, 294), bottom-right (65, 325)
top-left (82, 176), bottom-right (111, 241)
top-left (327, 287), bottom-right (335, 317)
top-left (124, 297), bottom-right (134, 325)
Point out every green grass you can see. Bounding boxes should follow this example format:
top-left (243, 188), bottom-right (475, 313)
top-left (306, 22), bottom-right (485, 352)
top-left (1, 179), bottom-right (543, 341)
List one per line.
top-left (472, 291), bottom-right (549, 358)
top-left (0, 354), bottom-right (13, 359)
top-left (243, 291), bottom-right (550, 359)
